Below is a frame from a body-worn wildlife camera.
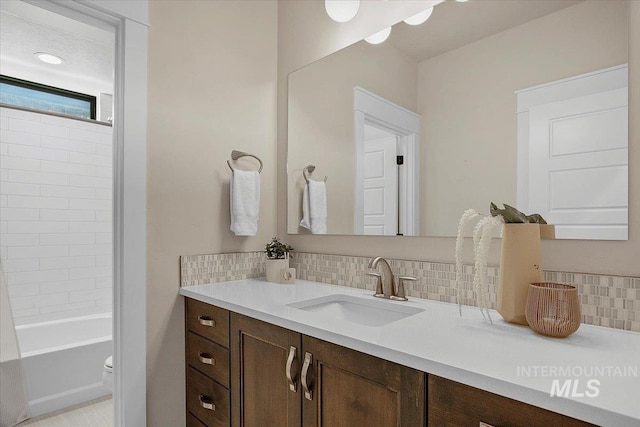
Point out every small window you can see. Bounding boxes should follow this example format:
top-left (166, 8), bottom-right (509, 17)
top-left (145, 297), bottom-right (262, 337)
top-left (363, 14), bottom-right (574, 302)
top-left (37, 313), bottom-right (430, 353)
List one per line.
top-left (0, 75), bottom-right (96, 120)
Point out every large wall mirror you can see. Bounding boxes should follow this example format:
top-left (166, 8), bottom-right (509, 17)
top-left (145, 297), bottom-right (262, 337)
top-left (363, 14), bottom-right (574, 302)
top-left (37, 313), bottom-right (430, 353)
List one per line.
top-left (287, 0), bottom-right (629, 240)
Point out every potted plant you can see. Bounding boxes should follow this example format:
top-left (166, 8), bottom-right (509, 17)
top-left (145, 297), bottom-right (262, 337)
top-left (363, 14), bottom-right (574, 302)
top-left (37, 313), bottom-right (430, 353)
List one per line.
top-left (264, 237), bottom-right (293, 282)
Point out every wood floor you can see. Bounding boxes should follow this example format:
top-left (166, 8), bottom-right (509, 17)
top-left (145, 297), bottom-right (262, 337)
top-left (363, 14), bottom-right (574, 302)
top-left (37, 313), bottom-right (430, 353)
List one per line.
top-left (19, 396), bottom-right (112, 427)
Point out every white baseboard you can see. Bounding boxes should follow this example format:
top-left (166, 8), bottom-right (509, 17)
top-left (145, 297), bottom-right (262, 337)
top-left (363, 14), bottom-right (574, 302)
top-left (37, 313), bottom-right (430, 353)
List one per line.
top-left (28, 382), bottom-right (111, 418)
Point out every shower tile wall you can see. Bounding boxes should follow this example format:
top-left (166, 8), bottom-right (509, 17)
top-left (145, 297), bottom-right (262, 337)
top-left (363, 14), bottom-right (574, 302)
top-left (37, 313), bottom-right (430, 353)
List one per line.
top-left (0, 107), bottom-right (113, 325)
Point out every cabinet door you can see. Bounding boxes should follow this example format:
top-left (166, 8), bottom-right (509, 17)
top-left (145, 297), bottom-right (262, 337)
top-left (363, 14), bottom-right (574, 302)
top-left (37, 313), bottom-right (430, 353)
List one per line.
top-left (428, 375), bottom-right (596, 426)
top-left (301, 336), bottom-right (425, 427)
top-left (231, 313), bottom-right (302, 427)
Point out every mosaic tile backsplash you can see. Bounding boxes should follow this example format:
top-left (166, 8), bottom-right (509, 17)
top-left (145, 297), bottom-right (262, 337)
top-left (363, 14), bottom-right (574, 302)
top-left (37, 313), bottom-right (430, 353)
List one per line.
top-left (180, 252), bottom-right (265, 286)
top-left (180, 252), bottom-right (640, 332)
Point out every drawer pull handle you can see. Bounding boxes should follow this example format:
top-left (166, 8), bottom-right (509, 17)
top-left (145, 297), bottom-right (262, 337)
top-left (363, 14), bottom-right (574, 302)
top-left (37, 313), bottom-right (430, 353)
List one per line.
top-left (301, 352), bottom-right (313, 401)
top-left (479, 423), bottom-right (495, 427)
top-left (286, 346), bottom-right (297, 392)
top-left (198, 316), bottom-right (215, 327)
top-left (198, 352), bottom-right (215, 365)
top-left (199, 395), bottom-right (215, 411)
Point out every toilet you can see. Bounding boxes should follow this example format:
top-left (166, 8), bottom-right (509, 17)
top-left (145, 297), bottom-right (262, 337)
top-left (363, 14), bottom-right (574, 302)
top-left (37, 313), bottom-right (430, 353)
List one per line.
top-left (102, 356), bottom-right (113, 391)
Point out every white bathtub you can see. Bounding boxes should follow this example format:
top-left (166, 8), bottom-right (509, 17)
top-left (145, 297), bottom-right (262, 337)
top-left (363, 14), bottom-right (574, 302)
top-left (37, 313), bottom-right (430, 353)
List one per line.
top-left (15, 313), bottom-right (112, 417)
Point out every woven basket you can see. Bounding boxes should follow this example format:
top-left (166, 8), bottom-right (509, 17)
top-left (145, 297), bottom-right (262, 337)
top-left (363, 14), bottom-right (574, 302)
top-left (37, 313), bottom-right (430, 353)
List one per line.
top-left (526, 283), bottom-right (581, 338)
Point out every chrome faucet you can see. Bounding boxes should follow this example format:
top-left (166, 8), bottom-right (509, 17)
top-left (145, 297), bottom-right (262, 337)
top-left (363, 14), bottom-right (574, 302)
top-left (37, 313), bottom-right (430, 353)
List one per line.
top-left (367, 257), bottom-right (414, 301)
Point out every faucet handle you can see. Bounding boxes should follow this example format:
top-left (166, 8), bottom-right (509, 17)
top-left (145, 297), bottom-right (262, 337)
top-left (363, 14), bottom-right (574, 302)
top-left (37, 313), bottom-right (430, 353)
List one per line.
top-left (366, 272), bottom-right (384, 298)
top-left (391, 276), bottom-right (417, 301)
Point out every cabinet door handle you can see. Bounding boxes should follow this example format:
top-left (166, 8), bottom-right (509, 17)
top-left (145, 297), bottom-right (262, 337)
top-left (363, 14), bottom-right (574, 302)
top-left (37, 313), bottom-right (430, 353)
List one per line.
top-left (198, 352), bottom-right (215, 365)
top-left (286, 346), bottom-right (297, 392)
top-left (198, 316), bottom-right (215, 327)
top-left (479, 423), bottom-right (495, 427)
top-left (301, 352), bottom-right (313, 401)
top-left (199, 395), bottom-right (216, 411)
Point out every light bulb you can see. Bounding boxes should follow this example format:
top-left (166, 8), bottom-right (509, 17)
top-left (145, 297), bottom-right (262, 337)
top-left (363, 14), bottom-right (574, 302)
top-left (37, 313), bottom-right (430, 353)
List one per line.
top-left (364, 27), bottom-right (392, 45)
top-left (325, 0), bottom-right (360, 23)
top-left (403, 7), bottom-right (433, 25)
top-left (34, 52), bottom-right (64, 65)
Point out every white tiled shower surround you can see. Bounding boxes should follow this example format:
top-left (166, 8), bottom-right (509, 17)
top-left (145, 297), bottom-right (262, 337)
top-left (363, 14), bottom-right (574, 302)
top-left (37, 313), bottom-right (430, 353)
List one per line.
top-left (181, 251), bottom-right (640, 333)
top-left (0, 107), bottom-right (112, 325)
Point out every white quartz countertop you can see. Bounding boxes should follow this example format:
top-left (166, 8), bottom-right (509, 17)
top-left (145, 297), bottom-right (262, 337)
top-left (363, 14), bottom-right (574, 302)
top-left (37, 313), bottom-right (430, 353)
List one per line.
top-left (179, 278), bottom-right (640, 426)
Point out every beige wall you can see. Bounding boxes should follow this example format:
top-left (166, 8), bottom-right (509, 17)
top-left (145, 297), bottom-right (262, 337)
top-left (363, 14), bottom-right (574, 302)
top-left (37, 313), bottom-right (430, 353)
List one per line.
top-left (147, 1), bottom-right (277, 425)
top-left (278, 1), bottom-right (640, 277)
top-left (287, 41), bottom-right (417, 234)
top-left (144, 0), bottom-right (637, 423)
top-left (418, 0), bottom-right (628, 236)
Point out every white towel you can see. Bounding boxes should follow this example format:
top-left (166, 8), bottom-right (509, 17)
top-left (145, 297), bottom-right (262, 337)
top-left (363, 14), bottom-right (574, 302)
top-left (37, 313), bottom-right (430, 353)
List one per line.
top-left (300, 179), bottom-right (327, 234)
top-left (299, 184), bottom-right (311, 231)
top-left (230, 170), bottom-right (260, 236)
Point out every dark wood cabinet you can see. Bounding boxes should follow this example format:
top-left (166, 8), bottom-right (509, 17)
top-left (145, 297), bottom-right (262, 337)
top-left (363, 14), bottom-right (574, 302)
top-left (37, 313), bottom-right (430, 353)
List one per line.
top-left (186, 332), bottom-right (230, 388)
top-left (185, 298), bottom-right (231, 427)
top-left (185, 297), bottom-right (595, 427)
top-left (428, 375), bottom-right (595, 427)
top-left (301, 335), bottom-right (425, 427)
top-left (188, 411), bottom-right (209, 427)
top-left (186, 298), bottom-right (230, 347)
top-left (229, 312), bottom-right (424, 427)
top-left (187, 366), bottom-right (230, 427)
top-left (230, 313), bottom-right (302, 427)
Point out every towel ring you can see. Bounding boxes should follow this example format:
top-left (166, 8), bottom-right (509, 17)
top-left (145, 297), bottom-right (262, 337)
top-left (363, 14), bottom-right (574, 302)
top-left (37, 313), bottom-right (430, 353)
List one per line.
top-left (227, 150), bottom-right (263, 173)
top-left (303, 165), bottom-right (327, 183)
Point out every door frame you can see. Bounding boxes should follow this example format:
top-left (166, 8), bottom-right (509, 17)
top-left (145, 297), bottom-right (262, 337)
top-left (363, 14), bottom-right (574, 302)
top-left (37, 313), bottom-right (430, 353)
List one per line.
top-left (23, 1), bottom-right (149, 425)
top-left (353, 87), bottom-right (420, 236)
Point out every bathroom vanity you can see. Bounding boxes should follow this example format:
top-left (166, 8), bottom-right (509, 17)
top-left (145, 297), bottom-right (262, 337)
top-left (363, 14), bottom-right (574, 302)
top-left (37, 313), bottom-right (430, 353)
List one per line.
top-left (180, 279), bottom-right (640, 426)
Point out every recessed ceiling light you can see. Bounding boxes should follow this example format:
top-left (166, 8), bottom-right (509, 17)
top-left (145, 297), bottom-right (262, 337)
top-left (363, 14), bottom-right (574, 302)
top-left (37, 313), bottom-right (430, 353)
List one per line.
top-left (34, 52), bottom-right (64, 65)
top-left (404, 7), bottom-right (434, 25)
top-left (365, 27), bottom-right (392, 45)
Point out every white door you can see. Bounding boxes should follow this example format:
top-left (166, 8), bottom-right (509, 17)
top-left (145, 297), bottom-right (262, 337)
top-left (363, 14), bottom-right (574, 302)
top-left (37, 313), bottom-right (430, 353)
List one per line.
top-left (353, 88), bottom-right (421, 235)
top-left (363, 134), bottom-right (398, 235)
top-left (528, 88), bottom-right (628, 240)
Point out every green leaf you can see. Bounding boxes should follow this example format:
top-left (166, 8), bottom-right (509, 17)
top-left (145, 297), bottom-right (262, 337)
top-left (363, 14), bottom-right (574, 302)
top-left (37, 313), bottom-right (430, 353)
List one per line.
top-left (264, 237), bottom-right (293, 259)
top-left (489, 202), bottom-right (546, 224)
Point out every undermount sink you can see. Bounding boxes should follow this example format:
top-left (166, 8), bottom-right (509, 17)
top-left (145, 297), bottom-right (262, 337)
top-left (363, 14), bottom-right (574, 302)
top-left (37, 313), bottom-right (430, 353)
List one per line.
top-left (287, 294), bottom-right (424, 327)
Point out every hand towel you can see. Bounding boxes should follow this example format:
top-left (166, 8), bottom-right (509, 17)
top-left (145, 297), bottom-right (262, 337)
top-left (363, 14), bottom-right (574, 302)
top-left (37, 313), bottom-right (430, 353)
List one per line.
top-left (230, 170), bottom-right (260, 236)
top-left (299, 184), bottom-right (311, 231)
top-left (299, 179), bottom-right (327, 234)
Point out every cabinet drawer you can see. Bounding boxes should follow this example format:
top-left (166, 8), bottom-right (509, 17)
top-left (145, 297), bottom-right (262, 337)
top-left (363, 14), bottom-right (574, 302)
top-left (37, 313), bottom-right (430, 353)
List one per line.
top-left (187, 298), bottom-right (229, 347)
top-left (187, 367), bottom-right (230, 427)
top-left (428, 375), bottom-right (595, 426)
top-left (187, 331), bottom-right (230, 388)
top-left (187, 412), bottom-right (208, 427)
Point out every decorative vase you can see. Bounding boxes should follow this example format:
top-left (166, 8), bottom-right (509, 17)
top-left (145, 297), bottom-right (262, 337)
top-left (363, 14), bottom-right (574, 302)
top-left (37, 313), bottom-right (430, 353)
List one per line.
top-left (266, 257), bottom-right (289, 283)
top-left (497, 223), bottom-right (543, 325)
top-left (526, 282), bottom-right (581, 338)
top-left (539, 224), bottom-right (556, 240)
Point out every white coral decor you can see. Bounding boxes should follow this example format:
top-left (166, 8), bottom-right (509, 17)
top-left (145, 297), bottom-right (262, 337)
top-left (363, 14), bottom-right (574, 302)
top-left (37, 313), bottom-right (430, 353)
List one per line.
top-left (455, 209), bottom-right (504, 321)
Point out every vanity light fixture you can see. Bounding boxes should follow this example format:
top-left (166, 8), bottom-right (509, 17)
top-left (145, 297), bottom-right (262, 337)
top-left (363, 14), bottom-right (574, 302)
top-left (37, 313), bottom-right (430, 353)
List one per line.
top-left (34, 52), bottom-right (64, 65)
top-left (325, 0), bottom-right (360, 23)
top-left (403, 7), bottom-right (434, 25)
top-left (455, 0), bottom-right (470, 2)
top-left (365, 27), bottom-right (392, 45)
